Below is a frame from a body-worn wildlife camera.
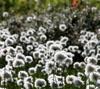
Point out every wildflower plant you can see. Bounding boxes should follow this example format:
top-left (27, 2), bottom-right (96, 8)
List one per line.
top-left (0, 0), bottom-right (100, 89)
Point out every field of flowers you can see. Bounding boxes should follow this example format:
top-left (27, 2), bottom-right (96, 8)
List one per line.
top-left (0, 0), bottom-right (100, 89)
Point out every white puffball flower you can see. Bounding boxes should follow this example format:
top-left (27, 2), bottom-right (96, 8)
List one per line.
top-left (28, 36), bottom-right (36, 43)
top-left (13, 59), bottom-right (25, 68)
top-left (45, 60), bottom-right (56, 74)
top-left (20, 35), bottom-right (28, 43)
top-left (40, 34), bottom-right (47, 41)
top-left (17, 79), bottom-right (23, 86)
top-left (49, 43), bottom-right (62, 51)
top-left (96, 67), bottom-right (100, 73)
top-left (73, 78), bottom-right (84, 88)
top-left (85, 64), bottom-right (96, 76)
top-left (16, 53), bottom-right (25, 61)
top-left (16, 45), bottom-right (24, 53)
top-left (35, 78), bottom-right (47, 88)
top-left (66, 75), bottom-right (76, 84)
top-left (38, 26), bottom-right (47, 34)
top-left (54, 51), bottom-right (67, 63)
top-left (86, 84), bottom-right (95, 89)
top-left (77, 72), bottom-right (84, 78)
top-left (24, 82), bottom-right (33, 89)
top-left (5, 55), bottom-right (13, 62)
top-left (26, 29), bottom-right (34, 36)
top-left (46, 40), bottom-right (54, 48)
top-left (1, 70), bottom-right (12, 81)
top-left (33, 51), bottom-right (40, 59)
top-left (65, 58), bottom-right (73, 67)
top-left (2, 12), bottom-right (9, 17)
top-left (96, 54), bottom-right (100, 60)
top-left (87, 57), bottom-right (98, 65)
top-left (26, 45), bottom-right (33, 51)
top-left (25, 56), bottom-right (33, 63)
top-left (59, 24), bottom-right (67, 32)
top-left (28, 67), bottom-right (36, 75)
top-left (26, 16), bottom-right (33, 22)
top-left (18, 71), bottom-right (28, 79)
top-left (1, 80), bottom-right (8, 86)
top-left (5, 38), bottom-right (14, 46)
top-left (79, 62), bottom-right (86, 69)
top-left (56, 68), bottom-right (63, 74)
top-left (32, 42), bottom-right (39, 48)
top-left (91, 7), bottom-right (97, 12)
top-left (89, 72), bottom-right (100, 82)
top-left (60, 36), bottom-right (69, 43)
top-left (73, 62), bottom-right (80, 69)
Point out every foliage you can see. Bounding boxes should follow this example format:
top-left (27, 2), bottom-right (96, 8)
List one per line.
top-left (0, 0), bottom-right (100, 21)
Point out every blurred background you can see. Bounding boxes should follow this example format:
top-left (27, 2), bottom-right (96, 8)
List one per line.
top-left (0, 0), bottom-right (100, 21)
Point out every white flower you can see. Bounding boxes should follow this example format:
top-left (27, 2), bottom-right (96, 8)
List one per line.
top-left (5, 38), bottom-right (14, 46)
top-left (2, 12), bottom-right (9, 17)
top-left (28, 67), bottom-right (36, 75)
top-left (17, 79), bottom-right (23, 86)
top-left (16, 46), bottom-right (24, 53)
top-left (89, 72), bottom-right (100, 82)
top-left (87, 57), bottom-right (98, 64)
top-left (96, 54), bottom-right (100, 60)
top-left (60, 36), bottom-right (69, 43)
top-left (24, 82), bottom-right (33, 89)
top-left (59, 24), bottom-right (67, 32)
top-left (77, 72), bottom-right (84, 78)
top-left (1, 70), bottom-right (12, 81)
top-left (26, 29), bottom-right (34, 36)
top-left (40, 34), bottom-right (47, 41)
top-left (13, 59), bottom-right (25, 68)
top-left (7, 47), bottom-right (16, 56)
top-left (79, 62), bottom-right (86, 68)
top-left (35, 78), bottom-right (47, 88)
top-left (46, 41), bottom-right (54, 48)
top-left (73, 78), bottom-right (84, 88)
top-left (33, 51), bottom-right (39, 59)
top-left (26, 16), bottom-right (33, 22)
top-left (28, 36), bottom-right (36, 43)
top-left (91, 7), bottom-right (97, 12)
top-left (49, 43), bottom-right (62, 51)
top-left (73, 62), bottom-right (80, 69)
top-left (54, 51), bottom-right (67, 63)
top-left (18, 71), bottom-right (28, 79)
top-left (32, 42), bottom-right (39, 48)
top-left (65, 58), bottom-right (73, 66)
top-left (20, 35), bottom-right (28, 43)
top-left (45, 61), bottom-right (56, 74)
top-left (66, 75), bottom-right (76, 84)
top-left (5, 55), bottom-right (13, 62)
top-left (16, 53), bottom-right (25, 61)
top-left (38, 26), bottom-right (47, 34)
top-left (25, 56), bottom-right (33, 63)
top-left (1, 80), bottom-right (8, 85)
top-left (85, 64), bottom-right (96, 76)
top-left (56, 68), bottom-right (63, 74)
top-left (86, 84), bottom-right (95, 89)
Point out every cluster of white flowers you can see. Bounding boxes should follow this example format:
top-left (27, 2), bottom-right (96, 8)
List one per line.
top-left (0, 5), bottom-right (100, 89)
